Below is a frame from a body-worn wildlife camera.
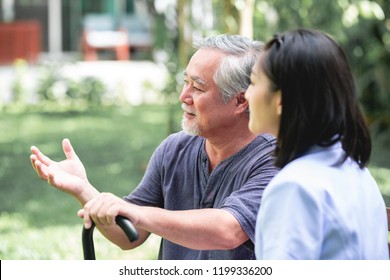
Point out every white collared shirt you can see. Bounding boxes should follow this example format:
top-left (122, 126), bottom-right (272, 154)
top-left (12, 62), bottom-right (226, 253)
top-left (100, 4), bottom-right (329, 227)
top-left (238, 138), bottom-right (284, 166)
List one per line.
top-left (255, 142), bottom-right (388, 259)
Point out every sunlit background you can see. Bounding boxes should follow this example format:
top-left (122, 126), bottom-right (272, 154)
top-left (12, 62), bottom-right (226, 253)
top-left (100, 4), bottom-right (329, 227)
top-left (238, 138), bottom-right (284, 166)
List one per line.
top-left (0, 0), bottom-right (389, 259)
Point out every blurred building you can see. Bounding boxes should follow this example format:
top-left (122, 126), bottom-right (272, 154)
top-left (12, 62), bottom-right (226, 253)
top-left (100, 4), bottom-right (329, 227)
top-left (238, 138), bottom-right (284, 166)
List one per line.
top-left (0, 0), bottom-right (153, 64)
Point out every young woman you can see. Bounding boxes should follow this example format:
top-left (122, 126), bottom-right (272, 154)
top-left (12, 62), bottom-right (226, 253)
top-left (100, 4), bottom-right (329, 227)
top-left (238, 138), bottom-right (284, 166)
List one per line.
top-left (246, 28), bottom-right (388, 259)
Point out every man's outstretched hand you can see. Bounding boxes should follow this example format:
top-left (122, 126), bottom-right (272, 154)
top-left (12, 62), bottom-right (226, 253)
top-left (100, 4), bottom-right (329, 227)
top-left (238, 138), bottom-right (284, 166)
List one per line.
top-left (30, 138), bottom-right (96, 202)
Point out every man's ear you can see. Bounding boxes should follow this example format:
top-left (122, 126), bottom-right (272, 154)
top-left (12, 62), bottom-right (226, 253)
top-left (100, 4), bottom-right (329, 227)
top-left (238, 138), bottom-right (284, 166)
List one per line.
top-left (235, 92), bottom-right (248, 112)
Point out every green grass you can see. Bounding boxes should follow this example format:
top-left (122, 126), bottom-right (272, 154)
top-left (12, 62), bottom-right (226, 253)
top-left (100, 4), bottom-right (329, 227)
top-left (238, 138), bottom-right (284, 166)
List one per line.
top-left (0, 105), bottom-right (389, 259)
top-left (0, 105), bottom-right (181, 259)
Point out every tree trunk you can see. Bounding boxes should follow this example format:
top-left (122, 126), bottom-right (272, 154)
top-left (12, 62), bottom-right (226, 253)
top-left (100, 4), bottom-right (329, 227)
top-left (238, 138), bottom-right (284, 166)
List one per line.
top-left (221, 0), bottom-right (239, 34)
top-left (177, 0), bottom-right (190, 69)
top-left (239, 0), bottom-right (255, 39)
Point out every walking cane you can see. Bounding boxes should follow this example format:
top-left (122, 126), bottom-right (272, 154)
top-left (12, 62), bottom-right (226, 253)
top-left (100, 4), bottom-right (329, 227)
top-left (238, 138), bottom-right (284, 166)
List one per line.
top-left (82, 215), bottom-right (139, 260)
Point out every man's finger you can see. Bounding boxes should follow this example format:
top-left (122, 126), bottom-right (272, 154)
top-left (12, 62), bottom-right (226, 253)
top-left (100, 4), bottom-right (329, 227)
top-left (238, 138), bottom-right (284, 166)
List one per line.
top-left (31, 146), bottom-right (52, 166)
top-left (77, 209), bottom-right (85, 219)
top-left (32, 159), bottom-right (49, 180)
top-left (62, 138), bottom-right (80, 160)
top-left (30, 154), bottom-right (38, 173)
top-left (83, 210), bottom-right (93, 229)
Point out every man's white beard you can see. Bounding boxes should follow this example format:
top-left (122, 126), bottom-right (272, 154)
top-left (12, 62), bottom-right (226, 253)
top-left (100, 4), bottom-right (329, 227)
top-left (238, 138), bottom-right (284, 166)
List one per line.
top-left (181, 117), bottom-right (200, 136)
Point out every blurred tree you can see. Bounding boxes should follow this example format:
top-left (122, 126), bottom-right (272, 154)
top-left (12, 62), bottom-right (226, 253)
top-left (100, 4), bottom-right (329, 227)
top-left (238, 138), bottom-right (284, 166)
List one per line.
top-left (215, 0), bottom-right (239, 34)
top-left (178, 0), bottom-right (191, 68)
top-left (250, 0), bottom-right (389, 136)
top-left (212, 0), bottom-right (255, 38)
top-left (342, 0), bottom-right (390, 135)
top-left (151, 0), bottom-right (389, 136)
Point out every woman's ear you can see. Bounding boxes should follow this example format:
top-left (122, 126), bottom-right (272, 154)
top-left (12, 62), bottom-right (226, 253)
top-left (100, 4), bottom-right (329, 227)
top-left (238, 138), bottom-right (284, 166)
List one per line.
top-left (275, 90), bottom-right (282, 116)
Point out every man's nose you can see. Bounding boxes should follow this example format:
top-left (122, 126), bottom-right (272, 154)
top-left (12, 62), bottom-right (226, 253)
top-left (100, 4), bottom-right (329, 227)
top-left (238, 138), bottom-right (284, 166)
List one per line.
top-left (179, 85), bottom-right (193, 104)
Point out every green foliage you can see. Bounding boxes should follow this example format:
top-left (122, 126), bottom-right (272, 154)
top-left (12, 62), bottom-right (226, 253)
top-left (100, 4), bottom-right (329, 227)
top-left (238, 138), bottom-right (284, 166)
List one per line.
top-left (77, 76), bottom-right (106, 105)
top-left (35, 62), bottom-right (62, 102)
top-left (35, 62), bottom-right (107, 107)
top-left (251, 0), bottom-right (390, 136)
top-left (340, 1), bottom-right (390, 135)
top-left (10, 59), bottom-right (29, 105)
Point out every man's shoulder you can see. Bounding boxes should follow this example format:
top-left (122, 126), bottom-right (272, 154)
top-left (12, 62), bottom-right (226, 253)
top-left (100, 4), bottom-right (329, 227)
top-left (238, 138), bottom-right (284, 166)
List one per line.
top-left (164, 131), bottom-right (202, 145)
top-left (246, 133), bottom-right (277, 156)
top-left (157, 131), bottom-right (203, 158)
top-left (254, 133), bottom-right (277, 146)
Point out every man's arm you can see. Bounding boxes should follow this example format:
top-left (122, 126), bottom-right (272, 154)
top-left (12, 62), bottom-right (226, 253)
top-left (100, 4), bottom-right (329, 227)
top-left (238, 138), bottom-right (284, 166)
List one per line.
top-left (136, 206), bottom-right (248, 250)
top-left (82, 192), bottom-right (248, 250)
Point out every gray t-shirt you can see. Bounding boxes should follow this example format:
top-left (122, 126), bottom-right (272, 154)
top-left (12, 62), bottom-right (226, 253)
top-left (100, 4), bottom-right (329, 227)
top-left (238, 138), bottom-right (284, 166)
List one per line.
top-left (124, 131), bottom-right (278, 259)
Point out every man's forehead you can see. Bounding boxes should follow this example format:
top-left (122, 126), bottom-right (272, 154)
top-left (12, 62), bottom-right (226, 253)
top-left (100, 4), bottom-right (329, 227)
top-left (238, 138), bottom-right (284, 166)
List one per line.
top-left (183, 71), bottom-right (208, 86)
top-left (184, 49), bottom-right (223, 84)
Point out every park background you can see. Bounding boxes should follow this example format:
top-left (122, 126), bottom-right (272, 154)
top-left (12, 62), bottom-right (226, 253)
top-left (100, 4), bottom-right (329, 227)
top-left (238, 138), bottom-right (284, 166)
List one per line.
top-left (0, 0), bottom-right (389, 259)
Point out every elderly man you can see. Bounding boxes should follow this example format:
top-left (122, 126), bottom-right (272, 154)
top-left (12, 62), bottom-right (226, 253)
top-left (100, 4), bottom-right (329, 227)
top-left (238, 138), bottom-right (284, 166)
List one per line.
top-left (30, 34), bottom-right (279, 260)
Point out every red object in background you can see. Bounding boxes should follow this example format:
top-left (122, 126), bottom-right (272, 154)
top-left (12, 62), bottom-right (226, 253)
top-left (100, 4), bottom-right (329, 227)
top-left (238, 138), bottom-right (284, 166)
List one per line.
top-left (0, 20), bottom-right (41, 65)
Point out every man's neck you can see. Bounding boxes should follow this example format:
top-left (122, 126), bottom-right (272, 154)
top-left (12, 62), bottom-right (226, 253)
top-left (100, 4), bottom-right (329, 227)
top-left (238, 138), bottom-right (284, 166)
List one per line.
top-left (205, 129), bottom-right (256, 172)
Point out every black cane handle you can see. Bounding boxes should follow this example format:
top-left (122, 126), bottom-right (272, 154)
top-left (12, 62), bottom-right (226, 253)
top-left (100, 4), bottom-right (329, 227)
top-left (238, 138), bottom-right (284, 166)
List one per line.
top-left (82, 215), bottom-right (139, 260)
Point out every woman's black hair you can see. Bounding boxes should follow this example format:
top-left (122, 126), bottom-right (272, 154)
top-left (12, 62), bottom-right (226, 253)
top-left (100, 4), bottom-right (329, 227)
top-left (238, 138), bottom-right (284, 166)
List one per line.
top-left (259, 28), bottom-right (371, 168)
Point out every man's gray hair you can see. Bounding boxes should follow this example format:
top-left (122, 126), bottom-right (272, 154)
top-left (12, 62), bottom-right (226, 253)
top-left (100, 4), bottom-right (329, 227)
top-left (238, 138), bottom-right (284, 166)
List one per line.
top-left (193, 34), bottom-right (264, 103)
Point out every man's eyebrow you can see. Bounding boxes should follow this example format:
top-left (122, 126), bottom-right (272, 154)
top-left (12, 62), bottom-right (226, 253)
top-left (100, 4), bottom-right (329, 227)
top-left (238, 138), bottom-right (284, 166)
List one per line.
top-left (183, 71), bottom-right (208, 86)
